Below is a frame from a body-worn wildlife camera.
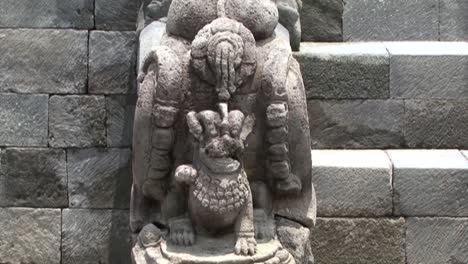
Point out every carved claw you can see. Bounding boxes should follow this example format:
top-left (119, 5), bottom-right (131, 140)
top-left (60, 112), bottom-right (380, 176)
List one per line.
top-left (235, 237), bottom-right (257, 256)
top-left (175, 165), bottom-right (197, 185)
top-left (169, 218), bottom-right (195, 246)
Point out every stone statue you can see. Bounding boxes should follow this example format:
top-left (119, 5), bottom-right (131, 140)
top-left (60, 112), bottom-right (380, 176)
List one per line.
top-left (131, 0), bottom-right (316, 263)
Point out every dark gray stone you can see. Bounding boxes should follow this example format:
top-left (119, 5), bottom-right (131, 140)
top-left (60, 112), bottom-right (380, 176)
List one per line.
top-left (407, 218), bottom-right (468, 264)
top-left (404, 100), bottom-right (468, 148)
top-left (0, 0), bottom-right (93, 28)
top-left (49, 95), bottom-right (106, 148)
top-left (68, 148), bottom-right (132, 209)
top-left (95, 0), bottom-right (139, 30)
top-left (0, 148), bottom-right (67, 207)
top-left (440, 0), bottom-right (468, 40)
top-left (311, 218), bottom-right (406, 264)
top-left (296, 43), bottom-right (389, 99)
top-left (308, 100), bottom-right (405, 148)
top-left (0, 94), bottom-right (48, 147)
top-left (0, 208), bottom-right (61, 263)
top-left (106, 95), bottom-right (137, 147)
top-left (312, 150), bottom-right (393, 216)
top-left (0, 29), bottom-right (88, 94)
top-left (301, 0), bottom-right (343, 42)
top-left (388, 150), bottom-right (468, 216)
top-left (343, 0), bottom-right (438, 41)
top-left (276, 218), bottom-right (314, 264)
top-left (388, 42), bottom-right (468, 99)
top-left (89, 31), bottom-right (137, 94)
top-left (62, 209), bottom-right (132, 264)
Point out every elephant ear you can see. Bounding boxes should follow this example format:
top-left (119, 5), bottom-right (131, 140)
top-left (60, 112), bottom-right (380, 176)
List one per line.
top-left (240, 114), bottom-right (255, 143)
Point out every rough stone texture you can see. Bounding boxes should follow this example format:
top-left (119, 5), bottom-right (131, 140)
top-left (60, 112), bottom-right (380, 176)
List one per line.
top-left (407, 217), bottom-right (468, 264)
top-left (404, 100), bottom-right (468, 149)
top-left (68, 148), bottom-right (132, 209)
top-left (308, 100), bottom-right (405, 148)
top-left (276, 218), bottom-right (314, 264)
top-left (312, 150), bottom-right (393, 216)
top-left (89, 31), bottom-right (137, 94)
top-left (0, 94), bottom-right (48, 147)
top-left (0, 29), bottom-right (88, 94)
top-left (62, 209), bottom-right (132, 264)
top-left (388, 150), bottom-right (468, 216)
top-left (49, 95), bottom-right (106, 148)
top-left (0, 148), bottom-right (67, 207)
top-left (106, 95), bottom-right (137, 147)
top-left (0, 0), bottom-right (93, 29)
top-left (388, 42), bottom-right (468, 99)
top-left (296, 43), bottom-right (389, 99)
top-left (0, 208), bottom-right (61, 264)
top-left (343, 0), bottom-right (438, 41)
top-left (440, 0), bottom-right (468, 40)
top-left (311, 218), bottom-right (406, 264)
top-left (301, 0), bottom-right (343, 41)
top-left (95, 0), bottom-right (139, 31)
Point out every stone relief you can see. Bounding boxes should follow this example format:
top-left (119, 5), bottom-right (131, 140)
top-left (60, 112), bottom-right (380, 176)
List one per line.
top-left (131, 0), bottom-right (316, 263)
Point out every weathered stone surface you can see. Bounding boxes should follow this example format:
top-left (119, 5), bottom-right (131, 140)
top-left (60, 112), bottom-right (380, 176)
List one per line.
top-left (388, 42), bottom-right (468, 99)
top-left (343, 0), bottom-right (438, 41)
top-left (49, 95), bottom-right (106, 148)
top-left (0, 208), bottom-right (61, 264)
top-left (95, 0), bottom-right (139, 30)
top-left (0, 148), bottom-right (67, 207)
top-left (388, 150), bottom-right (468, 216)
top-left (440, 0), bottom-right (468, 40)
top-left (0, 94), bottom-right (48, 147)
top-left (106, 95), bottom-right (137, 147)
top-left (404, 100), bottom-right (468, 149)
top-left (276, 218), bottom-right (314, 264)
top-left (296, 43), bottom-right (389, 99)
top-left (407, 217), bottom-right (468, 264)
top-left (308, 100), bottom-right (405, 148)
top-left (68, 148), bottom-right (132, 209)
top-left (0, 0), bottom-right (93, 28)
top-left (311, 218), bottom-right (406, 264)
top-left (89, 31), bottom-right (137, 94)
top-left (62, 209), bottom-right (132, 264)
top-left (312, 150), bottom-right (393, 216)
top-left (0, 29), bottom-right (88, 94)
top-left (301, 0), bottom-right (343, 41)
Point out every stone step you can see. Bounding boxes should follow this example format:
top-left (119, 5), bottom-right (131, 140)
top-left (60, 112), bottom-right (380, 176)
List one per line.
top-left (295, 42), bottom-right (468, 149)
top-left (301, 0), bottom-right (467, 41)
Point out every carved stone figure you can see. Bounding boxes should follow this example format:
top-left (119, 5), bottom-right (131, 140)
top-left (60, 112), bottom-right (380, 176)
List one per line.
top-left (131, 0), bottom-right (316, 263)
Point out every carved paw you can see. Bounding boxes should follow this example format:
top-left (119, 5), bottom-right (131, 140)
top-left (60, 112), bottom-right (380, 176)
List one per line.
top-left (169, 218), bottom-right (195, 246)
top-left (235, 237), bottom-right (257, 256)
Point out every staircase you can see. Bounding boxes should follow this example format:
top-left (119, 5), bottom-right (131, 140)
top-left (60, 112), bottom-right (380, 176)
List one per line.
top-left (299, 0), bottom-right (468, 263)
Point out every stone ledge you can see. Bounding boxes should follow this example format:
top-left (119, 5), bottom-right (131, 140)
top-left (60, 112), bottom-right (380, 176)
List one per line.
top-left (312, 150), bottom-right (393, 217)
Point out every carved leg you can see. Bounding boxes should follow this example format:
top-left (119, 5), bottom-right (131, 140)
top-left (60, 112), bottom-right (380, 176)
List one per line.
top-left (168, 215), bottom-right (195, 246)
top-left (234, 177), bottom-right (256, 256)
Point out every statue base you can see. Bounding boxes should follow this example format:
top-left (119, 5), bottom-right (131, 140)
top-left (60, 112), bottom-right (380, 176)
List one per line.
top-left (132, 234), bottom-right (296, 264)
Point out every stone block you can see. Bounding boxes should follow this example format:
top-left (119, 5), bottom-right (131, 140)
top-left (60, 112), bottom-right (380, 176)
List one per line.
top-left (95, 0), bottom-right (139, 30)
top-left (89, 31), bottom-right (137, 94)
top-left (49, 95), bottom-right (106, 148)
top-left (0, 0), bottom-right (93, 28)
top-left (308, 100), bottom-right (405, 148)
top-left (62, 209), bottom-right (132, 264)
top-left (343, 0), bottom-right (438, 41)
top-left (407, 218), bottom-right (468, 264)
top-left (106, 95), bottom-right (137, 147)
top-left (0, 208), bottom-right (61, 264)
top-left (440, 0), bottom-right (468, 40)
top-left (312, 150), bottom-right (393, 216)
top-left (310, 218), bottom-right (406, 264)
top-left (404, 100), bottom-right (468, 148)
top-left (301, 0), bottom-right (343, 42)
top-left (0, 94), bottom-right (48, 147)
top-left (68, 148), bottom-right (132, 209)
top-left (0, 148), bottom-right (67, 207)
top-left (0, 29), bottom-right (88, 94)
top-left (388, 150), bottom-right (468, 216)
top-left (296, 43), bottom-right (389, 99)
top-left (388, 42), bottom-right (468, 99)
